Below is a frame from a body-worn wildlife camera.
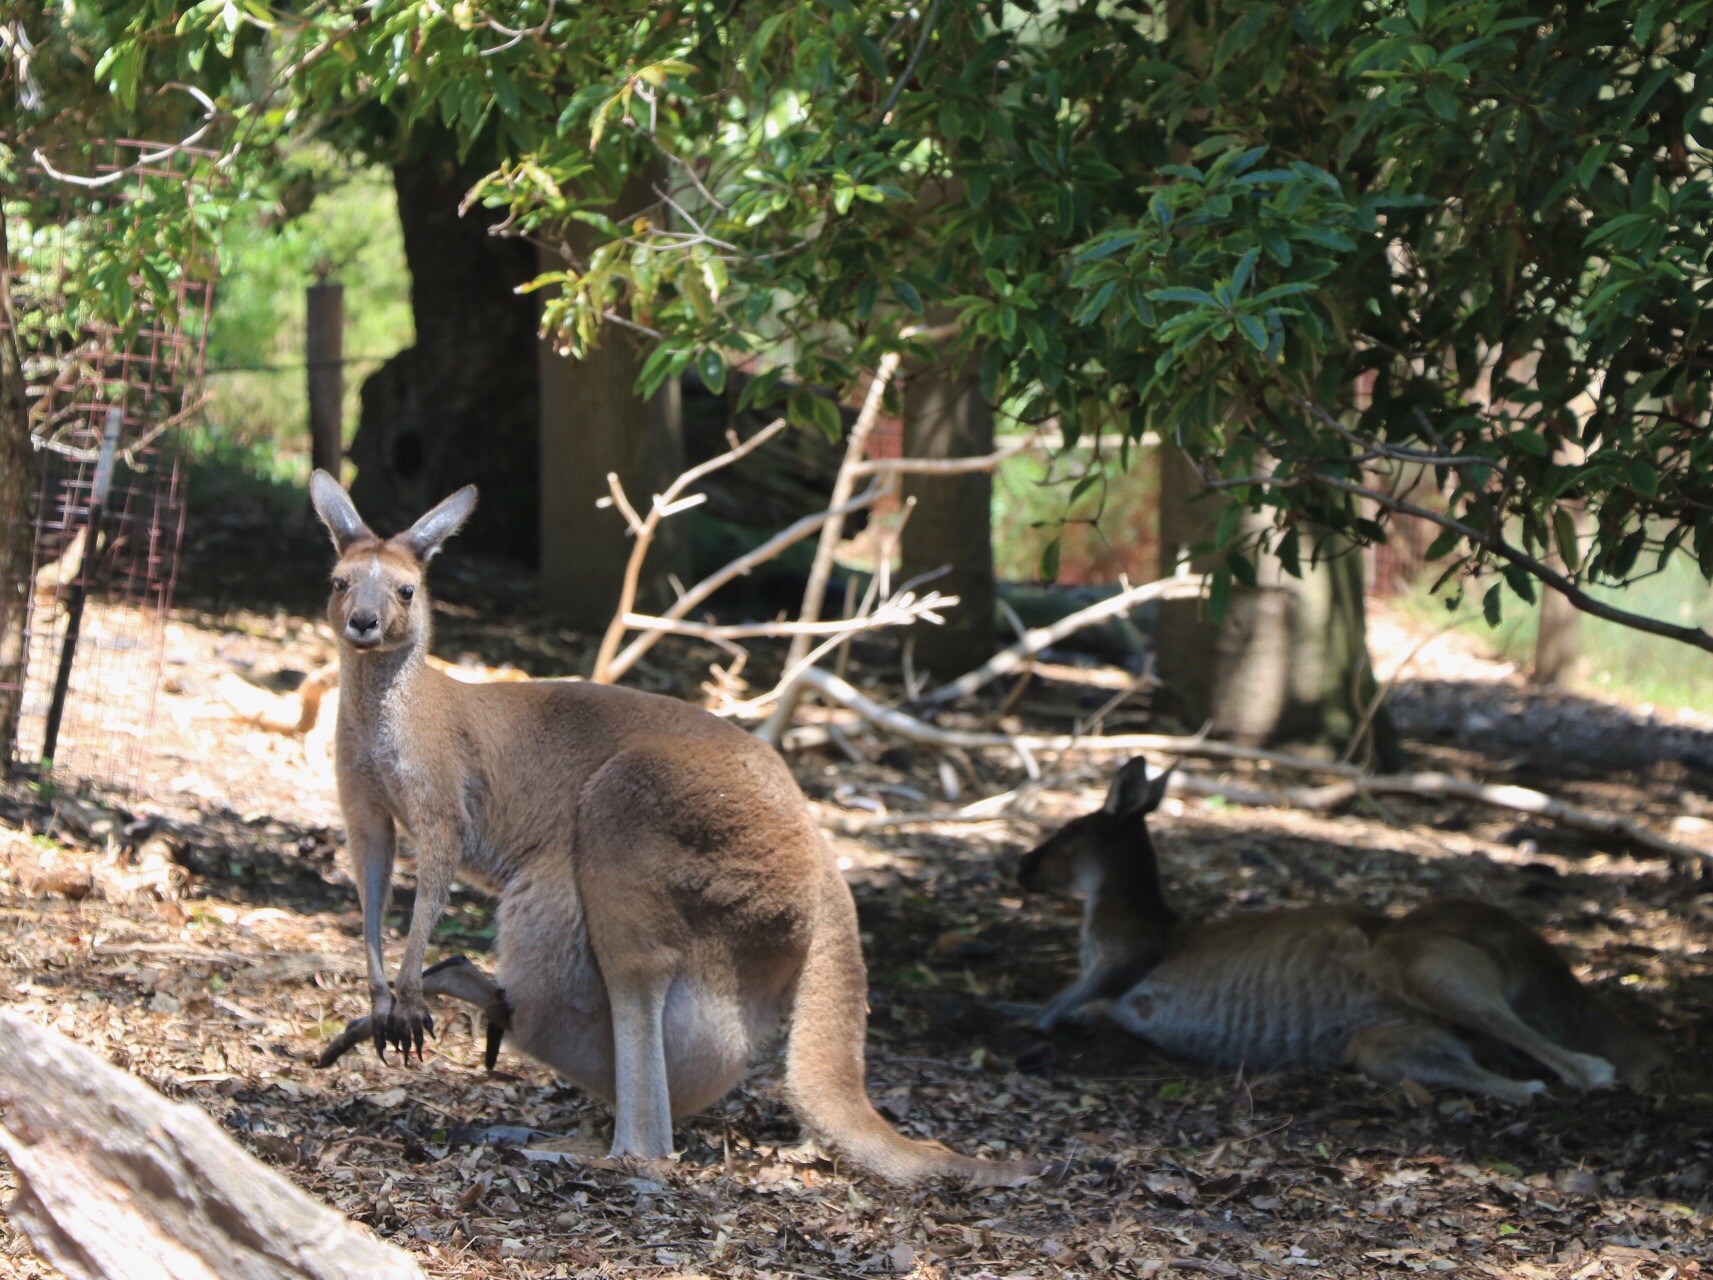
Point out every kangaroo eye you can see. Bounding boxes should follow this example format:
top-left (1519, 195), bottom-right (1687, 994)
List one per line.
top-left (398, 584), bottom-right (416, 602)
top-left (331, 577), bottom-right (349, 592)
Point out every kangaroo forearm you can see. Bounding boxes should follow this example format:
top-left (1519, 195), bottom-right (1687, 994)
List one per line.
top-left (395, 838), bottom-right (459, 996)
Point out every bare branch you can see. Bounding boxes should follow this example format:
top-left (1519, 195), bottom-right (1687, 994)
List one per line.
top-left (591, 418), bottom-right (787, 682)
top-left (31, 83), bottom-right (219, 188)
top-left (878, 0), bottom-right (944, 123)
top-left (849, 433), bottom-right (1038, 477)
top-left (758, 321), bottom-right (963, 740)
top-left (780, 667), bottom-right (1363, 777)
top-left (603, 483), bottom-right (891, 682)
top-left (622, 589), bottom-right (953, 641)
top-left (919, 574), bottom-right (1210, 707)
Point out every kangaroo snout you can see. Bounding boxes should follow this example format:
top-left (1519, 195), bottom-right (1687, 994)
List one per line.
top-left (346, 610), bottom-right (381, 643)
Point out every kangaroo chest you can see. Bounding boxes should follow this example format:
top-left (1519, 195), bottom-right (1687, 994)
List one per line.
top-left (338, 688), bottom-right (514, 890)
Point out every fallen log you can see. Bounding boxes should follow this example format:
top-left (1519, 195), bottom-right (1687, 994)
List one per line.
top-left (0, 1010), bottom-right (426, 1280)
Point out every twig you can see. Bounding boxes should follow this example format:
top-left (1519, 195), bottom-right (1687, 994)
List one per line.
top-left (848, 433), bottom-right (1037, 476)
top-left (757, 321), bottom-right (960, 742)
top-left (31, 84), bottom-right (219, 188)
top-left (834, 495), bottom-right (918, 679)
top-left (591, 418), bottom-right (786, 682)
top-left (621, 589), bottom-right (952, 640)
top-left (602, 483), bottom-right (891, 682)
top-left (877, 0), bottom-right (944, 123)
top-left (716, 589), bottom-right (956, 719)
top-left (920, 574), bottom-right (1209, 707)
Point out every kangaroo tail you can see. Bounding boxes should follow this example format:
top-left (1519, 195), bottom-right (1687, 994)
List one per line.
top-left (784, 866), bottom-right (1047, 1186)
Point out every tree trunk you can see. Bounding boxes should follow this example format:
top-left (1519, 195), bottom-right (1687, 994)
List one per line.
top-left (0, 210), bottom-right (38, 764)
top-left (349, 152), bottom-right (541, 561)
top-left (0, 1011), bottom-right (425, 1280)
top-left (1531, 508), bottom-right (1590, 688)
top-left (536, 169), bottom-right (687, 634)
top-left (899, 363), bottom-right (996, 678)
top-left (1153, 449), bottom-right (1400, 768)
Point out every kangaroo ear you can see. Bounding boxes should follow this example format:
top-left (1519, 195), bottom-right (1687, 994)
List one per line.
top-left (1105, 757), bottom-right (1174, 817)
top-left (401, 485), bottom-right (478, 562)
top-left (309, 470), bottom-right (374, 553)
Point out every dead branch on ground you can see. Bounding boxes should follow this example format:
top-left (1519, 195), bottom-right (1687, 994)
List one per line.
top-left (0, 1010), bottom-right (427, 1280)
top-left (783, 666), bottom-right (1363, 776)
top-left (918, 571), bottom-right (1209, 708)
top-left (1168, 770), bottom-right (1708, 869)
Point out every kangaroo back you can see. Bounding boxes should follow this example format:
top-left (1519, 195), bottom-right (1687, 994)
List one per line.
top-left (786, 867), bottom-right (1042, 1186)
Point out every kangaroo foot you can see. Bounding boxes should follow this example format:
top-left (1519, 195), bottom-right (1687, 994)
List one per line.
top-left (374, 989), bottom-right (435, 1063)
top-left (1558, 1052), bottom-right (1617, 1091)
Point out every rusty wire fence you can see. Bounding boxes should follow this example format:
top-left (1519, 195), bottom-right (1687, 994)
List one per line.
top-left (1, 140), bottom-right (215, 795)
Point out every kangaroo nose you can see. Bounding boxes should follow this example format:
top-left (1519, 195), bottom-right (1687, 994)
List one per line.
top-left (348, 611), bottom-right (380, 639)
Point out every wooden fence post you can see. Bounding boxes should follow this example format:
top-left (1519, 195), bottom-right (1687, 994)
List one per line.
top-left (306, 280), bottom-right (344, 477)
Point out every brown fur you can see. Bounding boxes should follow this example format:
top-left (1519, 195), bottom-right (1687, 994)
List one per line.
top-left (306, 472), bottom-right (1041, 1184)
top-left (1014, 758), bottom-right (1669, 1103)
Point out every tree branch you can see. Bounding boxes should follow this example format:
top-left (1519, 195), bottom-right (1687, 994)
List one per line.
top-left (591, 417), bottom-right (787, 682)
top-left (918, 573), bottom-right (1210, 707)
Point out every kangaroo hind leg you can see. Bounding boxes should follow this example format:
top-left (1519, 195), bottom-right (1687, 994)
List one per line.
top-left (606, 966), bottom-right (676, 1160)
top-left (1346, 1021), bottom-right (1545, 1106)
top-left (1388, 937), bottom-right (1615, 1090)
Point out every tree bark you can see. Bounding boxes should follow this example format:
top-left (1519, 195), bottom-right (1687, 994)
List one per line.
top-left (1531, 508), bottom-right (1591, 687)
top-left (349, 151), bottom-right (541, 561)
top-left (0, 210), bottom-right (38, 764)
top-left (899, 363), bottom-right (996, 678)
top-left (0, 1011), bottom-right (425, 1280)
top-left (1153, 448), bottom-right (1400, 767)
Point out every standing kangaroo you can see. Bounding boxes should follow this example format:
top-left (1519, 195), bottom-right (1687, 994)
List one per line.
top-left (306, 472), bottom-right (1042, 1183)
top-left (1013, 758), bottom-right (1668, 1103)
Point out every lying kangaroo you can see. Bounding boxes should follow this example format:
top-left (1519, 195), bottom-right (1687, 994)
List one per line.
top-left (305, 472), bottom-right (1041, 1184)
top-left (1012, 758), bottom-right (1667, 1102)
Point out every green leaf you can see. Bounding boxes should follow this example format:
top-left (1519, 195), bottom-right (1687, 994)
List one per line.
top-left (1552, 508), bottom-right (1581, 570)
top-left (1482, 583), bottom-right (1503, 627)
top-left (1149, 287), bottom-right (1219, 307)
top-left (1626, 460), bottom-right (1660, 496)
top-left (1208, 567), bottom-right (1233, 624)
top-left (1039, 536), bottom-right (1061, 584)
top-left (1502, 564), bottom-right (1537, 605)
top-left (698, 349), bottom-right (727, 395)
top-left (1425, 82), bottom-right (1458, 121)
top-left (1158, 1080), bottom-right (1188, 1101)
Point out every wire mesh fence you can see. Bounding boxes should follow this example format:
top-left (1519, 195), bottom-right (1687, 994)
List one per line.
top-left (1, 139), bottom-right (215, 795)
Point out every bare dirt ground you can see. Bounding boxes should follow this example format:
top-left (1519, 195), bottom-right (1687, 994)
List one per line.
top-left (1, 501), bottom-right (1709, 1280)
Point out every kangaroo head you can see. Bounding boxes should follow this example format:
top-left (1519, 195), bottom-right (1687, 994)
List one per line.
top-left (309, 471), bottom-right (477, 652)
top-left (1018, 756), bottom-right (1174, 894)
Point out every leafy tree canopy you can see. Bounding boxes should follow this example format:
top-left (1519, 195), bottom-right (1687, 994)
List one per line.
top-left (6, 0), bottom-right (1712, 646)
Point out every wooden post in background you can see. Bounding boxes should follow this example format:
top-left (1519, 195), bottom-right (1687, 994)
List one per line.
top-left (306, 280), bottom-right (344, 477)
